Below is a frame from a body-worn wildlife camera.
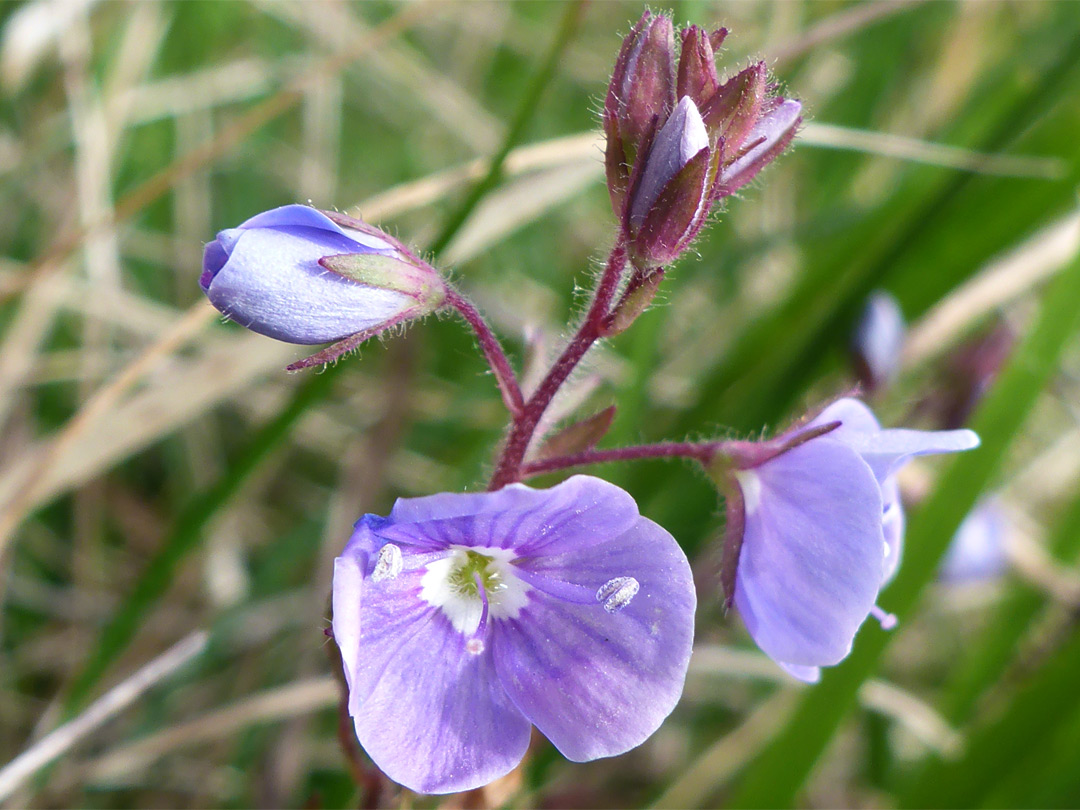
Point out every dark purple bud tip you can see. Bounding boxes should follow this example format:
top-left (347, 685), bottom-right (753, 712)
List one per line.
top-left (199, 204), bottom-right (445, 347)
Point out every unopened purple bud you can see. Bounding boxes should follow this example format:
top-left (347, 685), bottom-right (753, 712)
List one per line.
top-left (852, 291), bottom-right (906, 393)
top-left (628, 96), bottom-right (710, 228)
top-left (718, 98), bottom-right (802, 194)
top-left (676, 26), bottom-right (722, 111)
top-left (701, 62), bottom-right (767, 154)
top-left (604, 12), bottom-right (677, 215)
top-left (200, 205), bottom-right (445, 346)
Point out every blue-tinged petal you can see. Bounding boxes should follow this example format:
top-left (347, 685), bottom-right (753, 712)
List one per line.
top-left (842, 427), bottom-right (980, 482)
top-left (205, 226), bottom-right (414, 344)
top-left (852, 291), bottom-right (905, 391)
top-left (779, 662), bottom-right (821, 683)
top-left (334, 561), bottom-right (530, 794)
top-left (719, 98), bottom-right (801, 191)
top-left (807, 397), bottom-right (979, 482)
top-left (881, 476), bottom-right (905, 584)
top-left (239, 204), bottom-right (345, 234)
top-left (492, 515), bottom-right (695, 761)
top-left (734, 437), bottom-right (884, 667)
top-left (239, 205), bottom-right (399, 255)
top-left (807, 396), bottom-right (881, 436)
top-left (200, 240), bottom-right (228, 291)
top-left (384, 476), bottom-right (640, 556)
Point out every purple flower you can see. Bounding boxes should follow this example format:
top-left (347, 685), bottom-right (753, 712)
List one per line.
top-left (201, 205), bottom-right (445, 346)
top-left (720, 398), bottom-right (978, 682)
top-left (331, 475), bottom-right (696, 794)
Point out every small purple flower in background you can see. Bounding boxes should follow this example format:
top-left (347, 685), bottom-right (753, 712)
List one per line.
top-left (716, 398), bottom-right (978, 682)
top-left (852, 290), bottom-right (906, 393)
top-left (939, 498), bottom-right (1009, 583)
top-left (603, 11), bottom-right (801, 270)
top-left (331, 475), bottom-right (695, 794)
top-left (201, 204), bottom-right (445, 349)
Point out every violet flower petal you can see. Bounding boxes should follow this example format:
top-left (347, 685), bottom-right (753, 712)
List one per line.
top-left (385, 477), bottom-right (640, 557)
top-left (779, 662), bottom-right (821, 684)
top-left (809, 398), bottom-right (980, 482)
top-left (204, 225), bottom-right (414, 344)
top-left (881, 476), bottom-right (906, 583)
top-left (493, 515), bottom-right (695, 761)
top-left (335, 561), bottom-right (531, 794)
top-left (237, 204), bottom-right (399, 254)
top-left (734, 437), bottom-right (884, 667)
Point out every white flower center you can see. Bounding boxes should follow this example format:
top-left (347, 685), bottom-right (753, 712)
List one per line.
top-left (419, 546), bottom-right (530, 634)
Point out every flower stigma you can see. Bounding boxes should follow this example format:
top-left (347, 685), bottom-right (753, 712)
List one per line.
top-left (447, 549), bottom-right (507, 598)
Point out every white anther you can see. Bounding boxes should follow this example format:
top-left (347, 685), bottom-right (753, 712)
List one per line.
top-left (465, 638), bottom-right (485, 655)
top-left (597, 576), bottom-right (639, 613)
top-left (371, 543), bottom-right (403, 582)
top-left (870, 604), bottom-right (897, 631)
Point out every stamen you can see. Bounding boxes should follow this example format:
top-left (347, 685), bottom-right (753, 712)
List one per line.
top-left (597, 576), bottom-right (639, 613)
top-left (870, 604), bottom-right (897, 630)
top-left (466, 572), bottom-right (490, 655)
top-left (371, 543), bottom-right (403, 582)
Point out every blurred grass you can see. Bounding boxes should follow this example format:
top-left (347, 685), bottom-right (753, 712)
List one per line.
top-left (3, 1), bottom-right (1080, 807)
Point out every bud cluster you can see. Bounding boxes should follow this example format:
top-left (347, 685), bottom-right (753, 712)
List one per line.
top-left (604, 12), bottom-right (801, 269)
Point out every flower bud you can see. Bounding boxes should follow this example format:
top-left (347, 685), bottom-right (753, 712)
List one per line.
top-left (628, 95), bottom-right (710, 229)
top-left (702, 62), bottom-right (767, 155)
top-left (676, 26), bottom-right (724, 111)
top-left (604, 13), bottom-right (802, 270)
top-left (200, 205), bottom-right (446, 347)
top-left (851, 291), bottom-right (906, 393)
top-left (717, 98), bottom-right (802, 195)
top-left (604, 12), bottom-right (676, 216)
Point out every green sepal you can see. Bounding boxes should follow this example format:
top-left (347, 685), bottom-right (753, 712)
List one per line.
top-left (320, 253), bottom-right (447, 309)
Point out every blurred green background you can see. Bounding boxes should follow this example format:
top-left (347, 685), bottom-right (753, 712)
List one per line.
top-left (1, 0), bottom-right (1079, 807)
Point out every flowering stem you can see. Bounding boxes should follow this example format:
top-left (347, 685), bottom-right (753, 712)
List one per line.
top-left (489, 236), bottom-right (634, 490)
top-left (521, 440), bottom-right (718, 478)
top-left (445, 288), bottom-right (525, 416)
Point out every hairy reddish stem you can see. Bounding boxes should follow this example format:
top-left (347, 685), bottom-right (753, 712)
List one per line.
top-left (489, 237), bottom-right (628, 489)
top-left (521, 441), bottom-right (718, 478)
top-left (445, 287), bottom-right (525, 417)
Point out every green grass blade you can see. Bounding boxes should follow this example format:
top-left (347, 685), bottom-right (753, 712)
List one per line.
top-left (902, 618), bottom-right (1080, 808)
